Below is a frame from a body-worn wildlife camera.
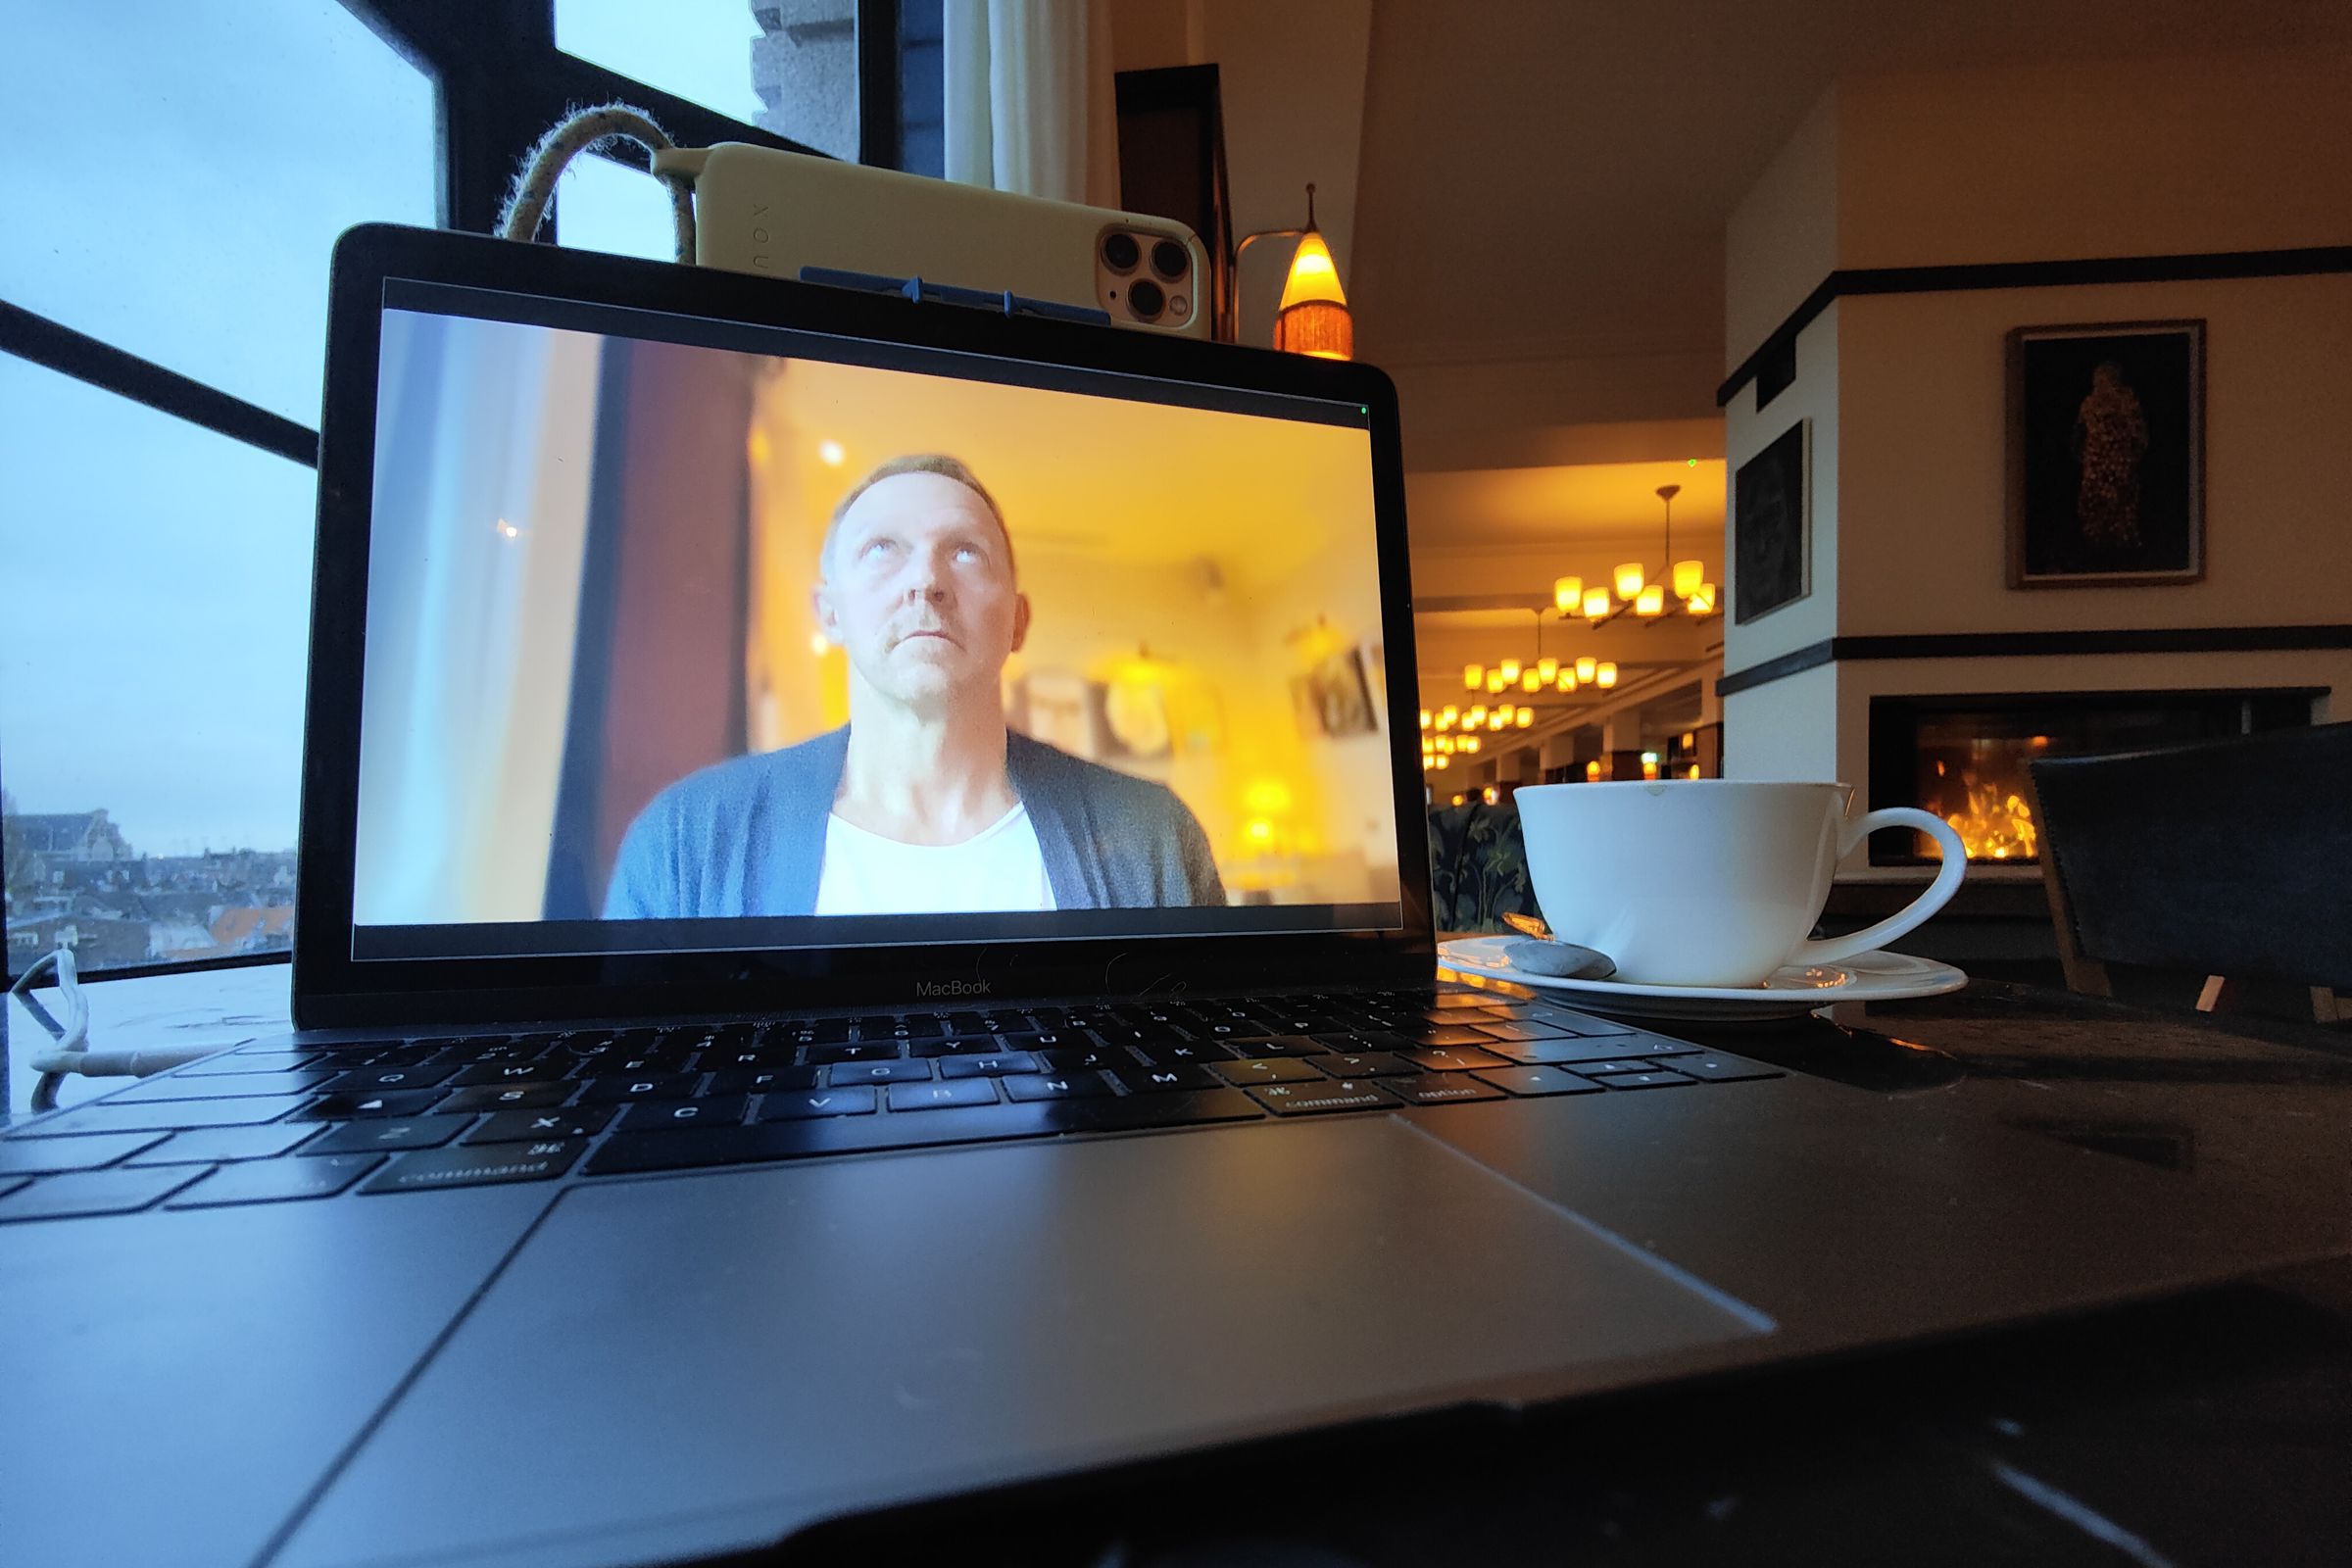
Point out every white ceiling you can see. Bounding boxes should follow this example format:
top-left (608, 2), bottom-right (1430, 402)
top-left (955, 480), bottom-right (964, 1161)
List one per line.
top-left (1348, 0), bottom-right (2351, 372)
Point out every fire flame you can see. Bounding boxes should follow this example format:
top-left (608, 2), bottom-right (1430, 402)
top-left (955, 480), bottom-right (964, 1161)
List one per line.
top-left (1940, 777), bottom-right (2036, 860)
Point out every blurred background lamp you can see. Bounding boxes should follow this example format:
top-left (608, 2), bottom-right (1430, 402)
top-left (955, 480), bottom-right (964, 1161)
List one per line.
top-left (1552, 575), bottom-right (1582, 614)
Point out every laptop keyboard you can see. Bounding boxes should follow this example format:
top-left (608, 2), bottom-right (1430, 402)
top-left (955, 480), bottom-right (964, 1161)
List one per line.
top-left (0, 990), bottom-right (1783, 1221)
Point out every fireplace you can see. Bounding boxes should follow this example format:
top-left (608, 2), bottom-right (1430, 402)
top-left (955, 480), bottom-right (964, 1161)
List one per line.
top-left (1868, 690), bottom-right (2319, 865)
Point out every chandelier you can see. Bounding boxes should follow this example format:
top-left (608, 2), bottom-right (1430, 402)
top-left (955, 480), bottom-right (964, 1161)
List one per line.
top-left (1553, 483), bottom-right (1718, 624)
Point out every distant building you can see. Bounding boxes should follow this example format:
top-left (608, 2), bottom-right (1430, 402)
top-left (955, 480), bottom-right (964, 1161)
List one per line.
top-left (14, 809), bottom-right (133, 865)
top-left (210, 906), bottom-right (296, 954)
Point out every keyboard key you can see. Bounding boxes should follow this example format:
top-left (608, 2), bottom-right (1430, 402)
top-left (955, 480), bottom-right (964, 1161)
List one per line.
top-left (1480, 1037), bottom-right (1696, 1066)
top-left (303, 1116), bottom-right (473, 1155)
top-left (887, 1079), bottom-right (1000, 1111)
top-left (466, 1105), bottom-right (617, 1144)
top-left (0, 1131), bottom-right (168, 1175)
top-left (1114, 1064), bottom-right (1226, 1094)
top-left (298, 1090), bottom-right (450, 1121)
top-left (0, 1165), bottom-right (208, 1222)
top-left (169, 1154), bottom-right (382, 1207)
top-left (362, 1139), bottom-right (585, 1194)
top-left (1247, 1080), bottom-right (1396, 1115)
top-left (101, 1070), bottom-right (338, 1102)
top-left (1300, 1051), bottom-right (1415, 1078)
top-left (437, 1082), bottom-right (574, 1113)
top-left (698, 1047), bottom-right (801, 1072)
top-left (1588, 1070), bottom-right (1696, 1090)
top-left (586, 1101), bottom-right (1072, 1175)
top-left (124, 1124), bottom-right (323, 1164)
top-left (1399, 1046), bottom-right (1513, 1073)
top-left (1392, 1024), bottom-right (1502, 1048)
top-left (1472, 1065), bottom-right (1604, 1098)
top-left (1001, 1072), bottom-right (1115, 1101)
top-left (1077, 1088), bottom-right (1264, 1132)
top-left (1529, 1006), bottom-right (1636, 1035)
top-left (317, 1064), bottom-right (459, 1095)
top-left (704, 1066), bottom-right (819, 1095)
top-left (1428, 992), bottom-right (1506, 1010)
top-left (826, 1058), bottom-right (934, 1086)
top-left (757, 1087), bottom-right (879, 1120)
top-left (808, 1043), bottom-right (906, 1064)
top-left (937, 1053), bottom-right (1041, 1078)
top-left (1131, 1041), bottom-right (1235, 1066)
top-left (1383, 1073), bottom-right (1508, 1106)
top-left (1210, 1057), bottom-right (1325, 1087)
top-left (1473, 1019), bottom-right (1591, 1043)
top-left (574, 1074), bottom-right (704, 1104)
top-left (16, 1096), bottom-right (313, 1137)
top-left (1037, 1046), bottom-right (1128, 1072)
top-left (1211, 1035), bottom-right (1321, 1058)
top-left (453, 1062), bottom-right (566, 1088)
top-left (181, 1051), bottom-right (321, 1075)
top-left (1667, 1053), bottom-right (1785, 1083)
top-left (613, 1096), bottom-right (749, 1133)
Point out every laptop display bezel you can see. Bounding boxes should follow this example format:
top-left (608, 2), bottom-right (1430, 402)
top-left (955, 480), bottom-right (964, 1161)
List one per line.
top-left (295, 223), bottom-right (1431, 1029)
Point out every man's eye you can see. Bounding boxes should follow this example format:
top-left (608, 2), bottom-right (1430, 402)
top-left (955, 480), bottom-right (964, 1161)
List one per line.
top-left (859, 538), bottom-right (898, 562)
top-left (955, 544), bottom-right (983, 564)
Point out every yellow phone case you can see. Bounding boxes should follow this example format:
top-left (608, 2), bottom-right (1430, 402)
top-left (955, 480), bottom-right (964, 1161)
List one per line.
top-left (656, 143), bottom-right (1211, 338)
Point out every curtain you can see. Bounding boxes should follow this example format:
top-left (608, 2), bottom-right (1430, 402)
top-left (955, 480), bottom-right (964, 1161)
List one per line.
top-left (942, 0), bottom-right (1121, 206)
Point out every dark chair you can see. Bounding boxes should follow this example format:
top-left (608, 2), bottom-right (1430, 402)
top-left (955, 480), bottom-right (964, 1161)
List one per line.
top-left (1426, 802), bottom-right (1540, 934)
top-left (2026, 721), bottom-right (2352, 1023)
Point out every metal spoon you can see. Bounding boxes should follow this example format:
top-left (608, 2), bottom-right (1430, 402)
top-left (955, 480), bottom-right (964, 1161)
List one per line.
top-left (1496, 912), bottom-right (1617, 980)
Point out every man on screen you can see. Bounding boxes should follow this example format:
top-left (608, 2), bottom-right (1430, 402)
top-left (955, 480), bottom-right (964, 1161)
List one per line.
top-left (605, 455), bottom-right (1226, 918)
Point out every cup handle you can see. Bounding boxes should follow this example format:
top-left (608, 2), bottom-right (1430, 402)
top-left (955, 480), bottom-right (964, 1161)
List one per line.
top-left (1784, 808), bottom-right (1968, 970)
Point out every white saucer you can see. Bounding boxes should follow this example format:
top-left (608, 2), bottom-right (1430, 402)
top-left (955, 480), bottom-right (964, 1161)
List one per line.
top-left (1437, 937), bottom-right (1968, 1022)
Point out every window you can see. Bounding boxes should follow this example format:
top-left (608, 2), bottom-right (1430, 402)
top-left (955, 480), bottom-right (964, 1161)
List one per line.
top-left (1, 1), bottom-right (930, 977)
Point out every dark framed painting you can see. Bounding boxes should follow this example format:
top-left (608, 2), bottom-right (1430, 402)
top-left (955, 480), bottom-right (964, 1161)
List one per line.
top-left (1734, 420), bottom-right (1809, 624)
top-left (2006, 320), bottom-right (2204, 587)
top-left (1290, 647), bottom-right (1377, 739)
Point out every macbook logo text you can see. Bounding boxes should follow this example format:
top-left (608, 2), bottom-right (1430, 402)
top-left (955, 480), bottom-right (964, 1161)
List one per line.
top-left (915, 979), bottom-right (993, 999)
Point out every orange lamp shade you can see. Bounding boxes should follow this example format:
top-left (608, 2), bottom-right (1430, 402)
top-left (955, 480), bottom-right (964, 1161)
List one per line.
top-left (1536, 657), bottom-right (1559, 684)
top-left (1514, 707), bottom-right (1534, 728)
top-left (1635, 584), bottom-right (1666, 617)
top-left (1519, 669), bottom-right (1540, 693)
top-left (1553, 576), bottom-right (1582, 614)
top-left (1574, 657), bottom-right (1597, 683)
top-left (1595, 662), bottom-right (1619, 689)
top-left (1271, 230), bottom-right (1352, 361)
top-left (1613, 563), bottom-right (1645, 601)
top-left (1463, 663), bottom-right (1484, 690)
top-left (1497, 659), bottom-right (1521, 683)
top-left (1581, 587), bottom-right (1610, 619)
top-left (1671, 559), bottom-right (1704, 599)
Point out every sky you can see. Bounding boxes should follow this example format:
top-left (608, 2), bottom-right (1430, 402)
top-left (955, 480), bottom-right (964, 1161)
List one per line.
top-left (0, 1), bottom-right (761, 857)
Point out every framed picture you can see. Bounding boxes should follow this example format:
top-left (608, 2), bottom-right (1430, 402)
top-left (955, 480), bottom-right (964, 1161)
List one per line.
top-left (1292, 647), bottom-right (1377, 739)
top-left (2006, 320), bottom-right (2204, 587)
top-left (1734, 420), bottom-right (1809, 624)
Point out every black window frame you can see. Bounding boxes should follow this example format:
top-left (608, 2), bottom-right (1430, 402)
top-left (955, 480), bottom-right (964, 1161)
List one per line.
top-left (0, 0), bottom-right (919, 982)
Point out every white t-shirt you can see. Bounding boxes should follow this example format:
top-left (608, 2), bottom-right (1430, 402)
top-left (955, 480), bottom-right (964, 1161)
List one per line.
top-left (812, 803), bottom-right (1057, 915)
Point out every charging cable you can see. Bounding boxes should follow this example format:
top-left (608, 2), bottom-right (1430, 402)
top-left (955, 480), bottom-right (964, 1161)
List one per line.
top-left (11, 948), bottom-right (217, 1112)
top-left (497, 103), bottom-right (697, 263)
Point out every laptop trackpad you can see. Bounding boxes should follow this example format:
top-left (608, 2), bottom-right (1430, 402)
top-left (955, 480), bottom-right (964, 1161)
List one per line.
top-left (281, 1117), bottom-right (1767, 1566)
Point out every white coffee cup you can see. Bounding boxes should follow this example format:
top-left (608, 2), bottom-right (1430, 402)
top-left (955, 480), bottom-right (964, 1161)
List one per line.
top-left (1513, 780), bottom-right (1968, 988)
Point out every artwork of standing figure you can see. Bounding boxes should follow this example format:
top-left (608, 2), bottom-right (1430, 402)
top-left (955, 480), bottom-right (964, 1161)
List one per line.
top-left (2073, 362), bottom-right (2149, 548)
top-left (2007, 321), bottom-right (2203, 587)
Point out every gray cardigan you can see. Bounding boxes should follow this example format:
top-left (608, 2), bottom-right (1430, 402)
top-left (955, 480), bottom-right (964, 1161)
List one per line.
top-left (602, 726), bottom-right (1226, 918)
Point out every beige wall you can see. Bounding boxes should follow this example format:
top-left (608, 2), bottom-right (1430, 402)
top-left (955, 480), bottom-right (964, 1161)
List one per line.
top-left (1722, 47), bottom-right (2352, 863)
top-left (1725, 86), bottom-right (1839, 372)
top-left (1838, 49), bottom-right (2352, 273)
top-left (1722, 302), bottom-right (1840, 673)
top-left (1110, 0), bottom-right (1373, 348)
top-left (1839, 274), bottom-right (2352, 636)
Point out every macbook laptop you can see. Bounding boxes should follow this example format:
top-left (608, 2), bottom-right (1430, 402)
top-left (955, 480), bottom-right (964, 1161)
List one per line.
top-left (0, 224), bottom-right (2337, 1568)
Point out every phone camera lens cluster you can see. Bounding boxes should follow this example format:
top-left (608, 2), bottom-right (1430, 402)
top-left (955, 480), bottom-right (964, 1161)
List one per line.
top-left (1101, 229), bottom-right (1190, 325)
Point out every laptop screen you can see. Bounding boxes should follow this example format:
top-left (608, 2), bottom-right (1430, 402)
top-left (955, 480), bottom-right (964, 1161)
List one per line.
top-left (348, 280), bottom-right (1402, 962)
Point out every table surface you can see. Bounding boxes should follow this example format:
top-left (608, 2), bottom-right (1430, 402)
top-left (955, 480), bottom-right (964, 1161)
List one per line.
top-left (8, 963), bottom-right (2350, 1566)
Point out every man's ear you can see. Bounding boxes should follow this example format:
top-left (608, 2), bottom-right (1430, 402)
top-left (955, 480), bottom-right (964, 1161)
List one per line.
top-left (1010, 592), bottom-right (1031, 655)
top-left (811, 580), bottom-right (840, 643)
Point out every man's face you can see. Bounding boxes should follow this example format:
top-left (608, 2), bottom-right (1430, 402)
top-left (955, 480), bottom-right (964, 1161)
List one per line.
top-left (816, 471), bottom-right (1029, 716)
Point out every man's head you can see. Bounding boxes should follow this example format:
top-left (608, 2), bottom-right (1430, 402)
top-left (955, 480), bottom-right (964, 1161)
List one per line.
top-left (814, 455), bottom-right (1030, 718)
